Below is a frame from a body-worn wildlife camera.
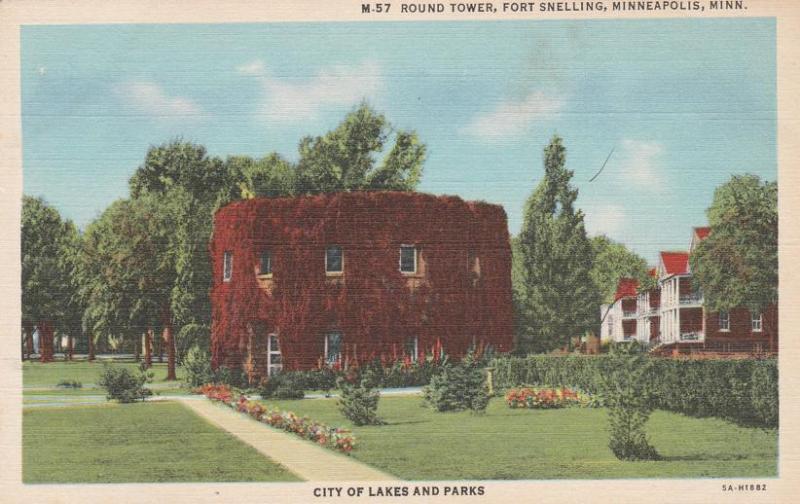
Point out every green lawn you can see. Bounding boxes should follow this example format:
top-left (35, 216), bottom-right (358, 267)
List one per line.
top-left (23, 360), bottom-right (185, 388)
top-left (261, 395), bottom-right (777, 480)
top-left (23, 401), bottom-right (300, 483)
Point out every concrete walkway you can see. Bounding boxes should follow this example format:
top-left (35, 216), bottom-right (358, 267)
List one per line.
top-left (175, 397), bottom-right (397, 482)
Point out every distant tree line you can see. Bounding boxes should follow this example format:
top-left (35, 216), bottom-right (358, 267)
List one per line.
top-left (22, 106), bottom-right (777, 366)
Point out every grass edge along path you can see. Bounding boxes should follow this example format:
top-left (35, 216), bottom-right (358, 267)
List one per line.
top-left (23, 401), bottom-right (300, 483)
top-left (177, 397), bottom-right (397, 482)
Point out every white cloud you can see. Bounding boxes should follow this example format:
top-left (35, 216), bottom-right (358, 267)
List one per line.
top-left (583, 203), bottom-right (627, 238)
top-left (117, 81), bottom-right (202, 120)
top-left (460, 91), bottom-right (564, 141)
top-left (236, 59), bottom-right (266, 76)
top-left (615, 139), bottom-right (665, 189)
top-left (238, 60), bottom-right (385, 123)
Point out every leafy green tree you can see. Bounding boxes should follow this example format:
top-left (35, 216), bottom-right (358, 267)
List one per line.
top-left (516, 136), bottom-right (601, 353)
top-left (128, 140), bottom-right (227, 378)
top-left (22, 196), bottom-right (79, 362)
top-left (75, 206), bottom-right (126, 360)
top-left (79, 197), bottom-right (176, 369)
top-left (590, 235), bottom-right (649, 305)
top-left (129, 139), bottom-right (226, 201)
top-left (58, 222), bottom-right (84, 360)
top-left (294, 103), bottom-right (426, 194)
top-left (689, 174), bottom-right (778, 342)
top-left (225, 154), bottom-right (296, 199)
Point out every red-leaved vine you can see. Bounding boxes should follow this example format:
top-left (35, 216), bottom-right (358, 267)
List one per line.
top-left (209, 192), bottom-right (513, 374)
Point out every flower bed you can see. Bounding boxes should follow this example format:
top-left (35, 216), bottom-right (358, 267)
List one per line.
top-left (195, 384), bottom-right (356, 453)
top-left (505, 386), bottom-right (594, 409)
top-left (197, 383), bottom-right (234, 404)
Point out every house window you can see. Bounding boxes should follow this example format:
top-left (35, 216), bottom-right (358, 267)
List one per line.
top-left (399, 245), bottom-right (417, 273)
top-left (325, 246), bottom-right (343, 274)
top-left (259, 250), bottom-right (272, 276)
top-left (223, 251), bottom-right (233, 282)
top-left (404, 336), bottom-right (418, 362)
top-left (719, 311), bottom-right (730, 332)
top-left (324, 331), bottom-right (342, 365)
top-left (267, 334), bottom-right (282, 376)
top-left (751, 312), bottom-right (763, 332)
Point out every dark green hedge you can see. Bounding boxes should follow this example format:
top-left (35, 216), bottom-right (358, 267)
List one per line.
top-left (490, 355), bottom-right (778, 428)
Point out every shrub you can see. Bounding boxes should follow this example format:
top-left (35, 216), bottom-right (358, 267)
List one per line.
top-left (56, 379), bottom-right (82, 389)
top-left (274, 384), bottom-right (305, 400)
top-left (423, 354), bottom-right (489, 413)
top-left (358, 365), bottom-right (383, 390)
top-left (601, 343), bottom-right (659, 461)
top-left (490, 354), bottom-right (778, 428)
top-left (306, 367), bottom-right (339, 393)
top-left (176, 324), bottom-right (210, 363)
top-left (751, 360), bottom-right (778, 428)
top-left (98, 363), bottom-right (153, 403)
top-left (258, 373), bottom-right (306, 399)
top-left (215, 366), bottom-right (249, 389)
top-left (182, 347), bottom-right (215, 387)
top-left (337, 377), bottom-right (384, 426)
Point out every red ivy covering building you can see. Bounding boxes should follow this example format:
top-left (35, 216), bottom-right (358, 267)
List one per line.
top-left (209, 191), bottom-right (514, 380)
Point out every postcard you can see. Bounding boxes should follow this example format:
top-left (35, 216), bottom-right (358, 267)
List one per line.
top-left (1, 1), bottom-right (798, 502)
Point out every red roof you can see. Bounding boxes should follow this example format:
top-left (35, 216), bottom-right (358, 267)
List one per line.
top-left (694, 227), bottom-right (711, 240)
top-left (660, 251), bottom-right (689, 276)
top-left (614, 278), bottom-right (639, 301)
top-left (648, 267), bottom-right (657, 278)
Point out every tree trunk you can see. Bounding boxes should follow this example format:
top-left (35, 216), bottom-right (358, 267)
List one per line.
top-left (88, 333), bottom-right (95, 361)
top-left (144, 330), bottom-right (152, 368)
top-left (134, 336), bottom-right (141, 362)
top-left (67, 334), bottom-right (74, 361)
top-left (164, 321), bottom-right (176, 381)
top-left (39, 321), bottom-right (54, 363)
top-left (158, 334), bottom-right (164, 363)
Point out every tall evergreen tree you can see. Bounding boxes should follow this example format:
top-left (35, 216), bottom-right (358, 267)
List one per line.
top-left (516, 136), bottom-right (600, 353)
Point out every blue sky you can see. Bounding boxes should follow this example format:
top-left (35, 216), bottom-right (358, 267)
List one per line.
top-left (21, 19), bottom-right (776, 265)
